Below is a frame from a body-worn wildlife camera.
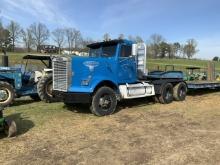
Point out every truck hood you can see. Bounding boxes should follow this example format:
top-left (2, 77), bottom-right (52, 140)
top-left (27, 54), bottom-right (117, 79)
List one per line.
top-left (72, 56), bottom-right (101, 74)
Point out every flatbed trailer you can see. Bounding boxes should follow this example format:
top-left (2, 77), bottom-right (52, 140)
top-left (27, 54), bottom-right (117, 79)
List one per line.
top-left (186, 81), bottom-right (220, 89)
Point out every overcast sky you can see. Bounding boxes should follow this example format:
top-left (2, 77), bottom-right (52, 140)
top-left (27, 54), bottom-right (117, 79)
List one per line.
top-left (1, 0), bottom-right (220, 59)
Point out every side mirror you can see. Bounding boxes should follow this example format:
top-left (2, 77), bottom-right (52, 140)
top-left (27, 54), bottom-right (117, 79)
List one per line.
top-left (132, 44), bottom-right (137, 56)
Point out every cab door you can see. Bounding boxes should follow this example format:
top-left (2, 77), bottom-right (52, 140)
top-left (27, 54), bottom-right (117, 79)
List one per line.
top-left (118, 44), bottom-right (137, 84)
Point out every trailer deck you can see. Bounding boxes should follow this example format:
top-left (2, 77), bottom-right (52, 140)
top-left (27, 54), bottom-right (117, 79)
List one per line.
top-left (186, 81), bottom-right (220, 89)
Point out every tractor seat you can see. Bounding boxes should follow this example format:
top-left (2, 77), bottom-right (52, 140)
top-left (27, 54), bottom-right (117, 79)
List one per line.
top-left (22, 71), bottom-right (42, 85)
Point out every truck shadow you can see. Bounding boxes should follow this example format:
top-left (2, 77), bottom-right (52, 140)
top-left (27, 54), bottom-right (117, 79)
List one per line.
top-left (64, 97), bottom-right (155, 115)
top-left (0, 113), bottom-right (35, 139)
top-left (116, 97), bottom-right (155, 112)
top-left (187, 88), bottom-right (220, 96)
top-left (64, 104), bottom-right (91, 114)
top-left (12, 99), bottom-right (40, 107)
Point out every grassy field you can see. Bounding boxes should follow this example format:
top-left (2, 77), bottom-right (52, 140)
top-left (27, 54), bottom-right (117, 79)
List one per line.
top-left (147, 58), bottom-right (220, 73)
top-left (0, 92), bottom-right (220, 164)
top-left (0, 52), bottom-right (220, 164)
top-left (2, 52), bottom-right (220, 73)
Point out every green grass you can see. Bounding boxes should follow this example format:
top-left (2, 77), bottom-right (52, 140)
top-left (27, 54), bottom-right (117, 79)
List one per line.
top-left (5, 52), bottom-right (28, 65)
top-left (2, 52), bottom-right (220, 73)
top-left (147, 58), bottom-right (220, 73)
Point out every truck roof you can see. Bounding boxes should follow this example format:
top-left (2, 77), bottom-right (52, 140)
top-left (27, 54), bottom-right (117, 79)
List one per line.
top-left (87, 39), bottom-right (133, 48)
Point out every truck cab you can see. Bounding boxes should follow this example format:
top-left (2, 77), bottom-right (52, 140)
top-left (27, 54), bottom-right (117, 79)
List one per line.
top-left (53, 39), bottom-right (186, 116)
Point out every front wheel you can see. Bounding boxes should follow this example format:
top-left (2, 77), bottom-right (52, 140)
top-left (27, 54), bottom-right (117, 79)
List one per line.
top-left (0, 81), bottom-right (15, 107)
top-left (90, 87), bottom-right (117, 116)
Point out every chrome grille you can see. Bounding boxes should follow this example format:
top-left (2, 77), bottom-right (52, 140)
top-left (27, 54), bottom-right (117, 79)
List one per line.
top-left (53, 57), bottom-right (71, 92)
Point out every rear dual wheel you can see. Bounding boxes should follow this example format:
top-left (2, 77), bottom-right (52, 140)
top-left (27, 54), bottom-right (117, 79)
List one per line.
top-left (156, 82), bottom-right (187, 104)
top-left (158, 83), bottom-right (174, 104)
top-left (173, 82), bottom-right (187, 101)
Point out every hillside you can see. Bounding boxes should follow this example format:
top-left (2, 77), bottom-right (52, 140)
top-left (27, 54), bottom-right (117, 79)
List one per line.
top-left (1, 52), bottom-right (220, 73)
top-left (147, 58), bottom-right (220, 73)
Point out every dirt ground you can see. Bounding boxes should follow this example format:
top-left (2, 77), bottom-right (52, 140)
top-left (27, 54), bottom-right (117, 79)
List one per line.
top-left (0, 91), bottom-right (220, 165)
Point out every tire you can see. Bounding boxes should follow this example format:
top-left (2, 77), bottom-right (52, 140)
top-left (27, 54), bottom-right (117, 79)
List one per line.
top-left (153, 95), bottom-right (159, 103)
top-left (173, 82), bottom-right (187, 101)
top-left (37, 74), bottom-right (58, 103)
top-left (4, 120), bottom-right (17, 137)
top-left (0, 81), bottom-right (15, 107)
top-left (158, 83), bottom-right (174, 104)
top-left (90, 87), bottom-right (117, 116)
top-left (30, 94), bottom-right (41, 101)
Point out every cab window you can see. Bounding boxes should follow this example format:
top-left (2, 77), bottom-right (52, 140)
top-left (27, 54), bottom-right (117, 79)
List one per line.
top-left (120, 45), bottom-right (132, 57)
top-left (101, 45), bottom-right (117, 57)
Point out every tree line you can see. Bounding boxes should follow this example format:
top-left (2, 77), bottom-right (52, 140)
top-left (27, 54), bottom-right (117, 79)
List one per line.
top-left (104, 33), bottom-right (198, 59)
top-left (0, 20), bottom-right (93, 54)
top-left (0, 20), bottom-right (199, 59)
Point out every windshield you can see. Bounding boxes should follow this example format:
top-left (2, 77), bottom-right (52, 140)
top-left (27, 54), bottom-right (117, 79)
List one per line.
top-left (89, 44), bottom-right (117, 57)
top-left (89, 47), bottom-right (101, 57)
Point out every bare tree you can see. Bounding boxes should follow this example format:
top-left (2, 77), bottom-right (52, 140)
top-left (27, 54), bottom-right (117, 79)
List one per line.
top-left (0, 21), bottom-right (12, 51)
top-left (81, 37), bottom-right (94, 49)
top-left (21, 28), bottom-right (34, 52)
top-left (65, 28), bottom-right (83, 51)
top-left (128, 35), bottom-right (135, 42)
top-left (118, 34), bottom-right (125, 40)
top-left (65, 28), bottom-right (74, 51)
top-left (148, 34), bottom-right (165, 58)
top-left (73, 30), bottom-right (82, 49)
top-left (7, 20), bottom-right (21, 51)
top-left (172, 42), bottom-right (181, 58)
top-left (52, 28), bottom-right (65, 54)
top-left (183, 39), bottom-right (198, 59)
top-left (135, 36), bottom-right (144, 43)
top-left (149, 34), bottom-right (165, 45)
top-left (30, 22), bottom-right (49, 52)
top-left (103, 33), bottom-right (111, 41)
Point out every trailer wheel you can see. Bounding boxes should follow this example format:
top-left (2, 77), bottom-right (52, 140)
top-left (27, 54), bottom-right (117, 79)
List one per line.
top-left (37, 74), bottom-right (58, 103)
top-left (173, 82), bottom-right (187, 101)
top-left (0, 81), bottom-right (15, 107)
top-left (90, 87), bottom-right (117, 116)
top-left (159, 83), bottom-right (173, 104)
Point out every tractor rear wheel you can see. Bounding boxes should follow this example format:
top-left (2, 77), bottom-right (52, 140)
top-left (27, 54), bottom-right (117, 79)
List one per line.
top-left (90, 87), bottom-right (117, 116)
top-left (37, 74), bottom-right (58, 103)
top-left (0, 81), bottom-right (15, 107)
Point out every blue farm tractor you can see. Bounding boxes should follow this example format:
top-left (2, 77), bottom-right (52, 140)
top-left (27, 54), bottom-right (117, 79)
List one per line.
top-left (0, 54), bottom-right (56, 107)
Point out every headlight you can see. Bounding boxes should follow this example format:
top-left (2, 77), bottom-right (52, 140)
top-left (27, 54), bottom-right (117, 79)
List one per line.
top-left (81, 76), bottom-right (92, 86)
top-left (81, 79), bottom-right (90, 86)
top-left (146, 86), bottom-right (152, 94)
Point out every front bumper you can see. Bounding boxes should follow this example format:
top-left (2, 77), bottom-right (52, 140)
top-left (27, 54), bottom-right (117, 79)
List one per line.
top-left (52, 90), bottom-right (91, 103)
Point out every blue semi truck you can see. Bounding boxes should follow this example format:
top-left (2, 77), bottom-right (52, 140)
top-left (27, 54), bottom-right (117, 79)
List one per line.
top-left (52, 39), bottom-right (187, 116)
